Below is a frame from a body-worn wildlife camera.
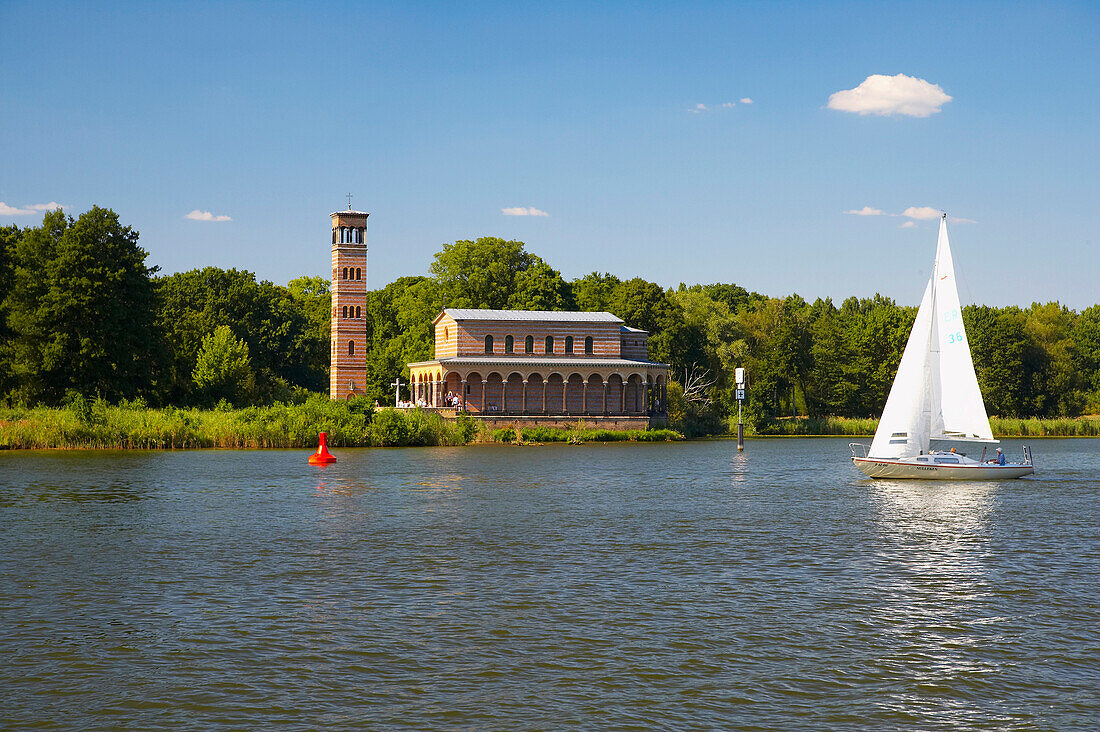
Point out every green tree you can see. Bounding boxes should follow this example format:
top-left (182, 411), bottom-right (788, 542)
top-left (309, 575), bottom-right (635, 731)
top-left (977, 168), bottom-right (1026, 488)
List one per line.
top-left (1071, 304), bottom-right (1100, 412)
top-left (430, 236), bottom-right (568, 310)
top-left (156, 267), bottom-right (321, 403)
top-left (192, 325), bottom-right (255, 405)
top-left (572, 272), bottom-right (622, 312)
top-left (3, 208), bottom-right (161, 404)
top-left (0, 224), bottom-right (20, 401)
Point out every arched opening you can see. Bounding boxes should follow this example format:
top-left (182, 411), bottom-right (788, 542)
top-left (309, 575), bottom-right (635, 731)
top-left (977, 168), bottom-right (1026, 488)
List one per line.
top-left (525, 335), bottom-right (534, 354)
top-left (565, 336), bottom-right (574, 354)
top-left (505, 335), bottom-right (514, 354)
top-left (342, 306), bottom-right (348, 318)
top-left (565, 374), bottom-right (585, 413)
top-left (545, 335), bottom-right (554, 354)
top-left (484, 335), bottom-right (494, 353)
top-left (443, 327), bottom-right (450, 341)
top-left (355, 306), bottom-right (361, 318)
top-left (355, 268), bottom-right (361, 280)
top-left (466, 372), bottom-right (484, 413)
top-left (485, 372), bottom-right (504, 413)
top-left (607, 374), bottom-right (625, 414)
top-left (545, 373), bottom-right (565, 414)
top-left (348, 340), bottom-right (355, 356)
top-left (584, 336), bottom-right (593, 354)
top-left (505, 373), bottom-right (524, 412)
top-left (585, 374), bottom-right (604, 414)
top-left (528, 372), bottom-right (545, 413)
top-left (342, 267), bottom-right (348, 280)
top-left (626, 374), bottom-right (644, 413)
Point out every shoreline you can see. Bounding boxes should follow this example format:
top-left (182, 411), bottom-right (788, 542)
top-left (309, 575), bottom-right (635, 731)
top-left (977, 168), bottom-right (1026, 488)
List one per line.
top-left (2, 403), bottom-right (1095, 451)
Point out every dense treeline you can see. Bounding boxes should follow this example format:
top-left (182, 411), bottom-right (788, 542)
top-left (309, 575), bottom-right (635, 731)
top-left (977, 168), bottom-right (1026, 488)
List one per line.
top-left (2, 209), bottom-right (1097, 436)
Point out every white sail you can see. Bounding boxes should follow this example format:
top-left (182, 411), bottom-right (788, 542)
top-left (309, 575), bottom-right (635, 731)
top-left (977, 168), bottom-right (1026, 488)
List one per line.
top-left (929, 218), bottom-right (995, 442)
top-left (867, 216), bottom-right (994, 458)
top-left (869, 278), bottom-right (935, 458)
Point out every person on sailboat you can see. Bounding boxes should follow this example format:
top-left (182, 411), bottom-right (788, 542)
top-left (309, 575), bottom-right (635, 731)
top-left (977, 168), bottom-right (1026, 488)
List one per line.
top-left (996, 447), bottom-right (1006, 465)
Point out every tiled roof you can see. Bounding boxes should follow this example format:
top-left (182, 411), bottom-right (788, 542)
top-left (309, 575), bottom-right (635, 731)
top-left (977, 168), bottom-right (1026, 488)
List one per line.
top-left (408, 356), bottom-right (668, 369)
top-left (443, 308), bottom-right (623, 323)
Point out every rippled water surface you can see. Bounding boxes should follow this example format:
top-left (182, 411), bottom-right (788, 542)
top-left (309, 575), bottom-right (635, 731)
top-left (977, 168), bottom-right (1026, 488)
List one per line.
top-left (2, 439), bottom-right (1098, 730)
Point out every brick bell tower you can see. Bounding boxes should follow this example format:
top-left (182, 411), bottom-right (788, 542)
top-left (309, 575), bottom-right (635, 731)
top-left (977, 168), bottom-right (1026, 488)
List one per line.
top-left (329, 204), bottom-right (369, 400)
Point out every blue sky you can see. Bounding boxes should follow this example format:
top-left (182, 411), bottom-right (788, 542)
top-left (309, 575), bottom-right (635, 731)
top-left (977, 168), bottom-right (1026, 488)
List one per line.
top-left (2, 1), bottom-right (1097, 308)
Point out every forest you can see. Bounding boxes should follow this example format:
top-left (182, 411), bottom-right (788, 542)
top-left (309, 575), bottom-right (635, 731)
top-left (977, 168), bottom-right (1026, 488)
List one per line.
top-left (2, 208), bottom-right (1098, 437)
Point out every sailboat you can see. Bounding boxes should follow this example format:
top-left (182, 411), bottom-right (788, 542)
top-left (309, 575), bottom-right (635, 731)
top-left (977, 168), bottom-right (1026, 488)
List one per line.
top-left (851, 214), bottom-right (1034, 480)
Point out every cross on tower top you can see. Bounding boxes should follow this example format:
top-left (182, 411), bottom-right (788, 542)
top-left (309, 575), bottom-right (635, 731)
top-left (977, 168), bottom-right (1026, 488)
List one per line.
top-left (346, 192), bottom-right (353, 210)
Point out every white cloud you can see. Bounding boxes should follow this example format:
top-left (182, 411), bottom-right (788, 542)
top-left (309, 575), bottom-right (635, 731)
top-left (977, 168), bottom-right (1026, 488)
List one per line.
top-left (739, 97), bottom-right (753, 104)
top-left (827, 73), bottom-right (952, 117)
top-left (721, 101), bottom-right (736, 108)
top-left (950, 215), bottom-right (978, 224)
top-left (185, 209), bottom-right (232, 222)
top-left (899, 221), bottom-right (917, 228)
top-left (1, 201), bottom-right (63, 216)
top-left (501, 206), bottom-right (549, 217)
top-left (901, 206), bottom-right (942, 220)
top-left (689, 103), bottom-right (709, 114)
top-left (844, 206), bottom-right (888, 216)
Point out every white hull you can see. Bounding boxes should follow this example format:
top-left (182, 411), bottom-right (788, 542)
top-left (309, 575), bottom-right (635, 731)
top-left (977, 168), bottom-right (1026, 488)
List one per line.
top-left (853, 457), bottom-right (1033, 480)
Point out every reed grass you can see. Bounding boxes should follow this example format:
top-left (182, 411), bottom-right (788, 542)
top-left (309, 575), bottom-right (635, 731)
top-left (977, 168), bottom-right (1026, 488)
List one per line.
top-left (0, 398), bottom-right (479, 449)
top-left (486, 424), bottom-right (682, 444)
top-left (736, 415), bottom-right (1100, 437)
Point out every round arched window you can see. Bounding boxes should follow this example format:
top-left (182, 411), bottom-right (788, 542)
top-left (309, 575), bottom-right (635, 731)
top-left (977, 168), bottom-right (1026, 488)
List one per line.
top-left (505, 335), bottom-right (514, 353)
top-left (584, 336), bottom-right (593, 354)
top-left (525, 335), bottom-right (534, 353)
top-left (484, 335), bottom-right (494, 353)
top-left (565, 336), bottom-right (574, 354)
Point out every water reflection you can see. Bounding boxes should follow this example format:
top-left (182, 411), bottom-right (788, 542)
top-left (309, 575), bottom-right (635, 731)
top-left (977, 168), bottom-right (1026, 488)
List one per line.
top-left (867, 481), bottom-right (1002, 725)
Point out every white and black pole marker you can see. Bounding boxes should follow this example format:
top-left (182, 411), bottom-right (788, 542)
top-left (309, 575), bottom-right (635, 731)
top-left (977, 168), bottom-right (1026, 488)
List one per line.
top-left (735, 367), bottom-right (746, 452)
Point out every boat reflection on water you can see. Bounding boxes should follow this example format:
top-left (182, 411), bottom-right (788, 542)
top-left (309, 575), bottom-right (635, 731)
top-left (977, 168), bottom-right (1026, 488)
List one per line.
top-left (865, 480), bottom-right (1007, 723)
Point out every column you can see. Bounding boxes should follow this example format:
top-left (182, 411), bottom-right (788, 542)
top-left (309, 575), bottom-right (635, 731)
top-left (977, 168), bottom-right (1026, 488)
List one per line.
top-left (522, 380), bottom-right (528, 413)
top-left (502, 379), bottom-right (508, 412)
top-left (481, 378), bottom-right (486, 412)
top-left (562, 379), bottom-right (568, 414)
top-left (661, 382), bottom-right (667, 413)
top-left (620, 380), bottom-right (626, 413)
top-left (461, 379), bottom-right (467, 412)
top-left (542, 381), bottom-right (547, 414)
top-left (603, 381), bottom-right (609, 415)
top-left (582, 379), bottom-right (588, 414)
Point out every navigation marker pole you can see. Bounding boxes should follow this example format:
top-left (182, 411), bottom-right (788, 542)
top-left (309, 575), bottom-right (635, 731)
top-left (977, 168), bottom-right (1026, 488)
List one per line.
top-left (735, 367), bottom-right (746, 452)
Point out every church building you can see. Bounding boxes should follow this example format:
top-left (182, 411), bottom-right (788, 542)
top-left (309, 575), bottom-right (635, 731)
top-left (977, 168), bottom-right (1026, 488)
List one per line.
top-left (407, 309), bottom-right (668, 428)
top-left (328, 205), bottom-right (669, 428)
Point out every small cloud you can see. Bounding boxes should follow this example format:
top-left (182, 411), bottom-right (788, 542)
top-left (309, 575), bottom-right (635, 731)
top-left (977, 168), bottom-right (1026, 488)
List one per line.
top-left (502, 206), bottom-right (549, 217)
top-left (827, 73), bottom-right (952, 117)
top-left (899, 221), bottom-right (917, 228)
top-left (739, 97), bottom-right (753, 104)
top-left (950, 215), bottom-right (978, 224)
top-left (689, 103), bottom-right (709, 114)
top-left (721, 102), bottom-right (736, 108)
top-left (185, 209), bottom-right (232, 222)
top-left (844, 206), bottom-right (888, 216)
top-left (0, 201), bottom-right (64, 216)
top-left (901, 206), bottom-right (942, 220)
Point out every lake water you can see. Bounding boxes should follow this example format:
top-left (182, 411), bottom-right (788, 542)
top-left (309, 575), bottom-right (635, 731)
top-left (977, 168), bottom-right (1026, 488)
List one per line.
top-left (2, 438), bottom-right (1098, 730)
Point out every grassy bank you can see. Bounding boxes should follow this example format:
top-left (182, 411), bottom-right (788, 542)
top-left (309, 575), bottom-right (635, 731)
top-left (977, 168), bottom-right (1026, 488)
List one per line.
top-left (737, 415), bottom-right (1100, 437)
top-left (0, 397), bottom-right (478, 449)
top-left (485, 424), bottom-right (682, 444)
top-left (0, 398), bottom-right (681, 449)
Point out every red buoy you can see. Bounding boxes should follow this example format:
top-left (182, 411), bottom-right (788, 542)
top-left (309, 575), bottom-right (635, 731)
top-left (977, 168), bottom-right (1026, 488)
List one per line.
top-left (308, 432), bottom-right (337, 465)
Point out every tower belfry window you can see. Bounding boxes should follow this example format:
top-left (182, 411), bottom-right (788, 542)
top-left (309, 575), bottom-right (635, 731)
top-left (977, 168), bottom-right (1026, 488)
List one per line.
top-left (355, 268), bottom-right (361, 280)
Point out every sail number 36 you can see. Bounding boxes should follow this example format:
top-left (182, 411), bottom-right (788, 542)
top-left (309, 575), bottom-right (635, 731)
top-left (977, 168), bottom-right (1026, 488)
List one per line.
top-left (943, 309), bottom-right (963, 344)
